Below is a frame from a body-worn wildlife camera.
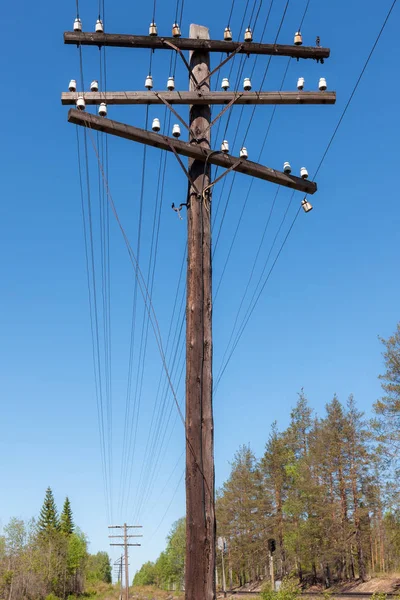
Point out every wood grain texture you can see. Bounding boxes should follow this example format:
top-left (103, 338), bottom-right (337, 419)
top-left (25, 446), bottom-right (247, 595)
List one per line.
top-left (185, 24), bottom-right (215, 600)
top-left (67, 110), bottom-right (317, 194)
top-left (62, 91), bottom-right (336, 106)
top-left (63, 32), bottom-right (330, 60)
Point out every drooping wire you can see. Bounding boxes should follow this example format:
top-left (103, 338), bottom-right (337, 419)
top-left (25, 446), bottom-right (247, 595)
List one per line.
top-left (119, 107), bottom-right (150, 516)
top-left (86, 128), bottom-right (214, 516)
top-left (76, 127), bottom-right (110, 523)
top-left (215, 201), bottom-right (301, 392)
top-left (212, 0), bottom-right (309, 264)
top-left (313, 0), bottom-right (398, 180)
top-left (147, 469), bottom-right (185, 542)
top-left (141, 449), bottom-right (185, 521)
top-left (213, 0), bottom-right (398, 390)
top-left (213, 57), bottom-right (291, 277)
top-left (124, 49), bottom-right (184, 520)
top-left (123, 111), bottom-right (174, 516)
top-left (76, 35), bottom-right (112, 522)
top-left (211, 0), bottom-right (276, 227)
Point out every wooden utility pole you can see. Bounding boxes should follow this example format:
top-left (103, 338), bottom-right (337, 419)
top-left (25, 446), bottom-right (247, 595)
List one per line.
top-left (185, 23), bottom-right (214, 600)
top-left (63, 23), bottom-right (333, 600)
top-left (114, 555), bottom-right (124, 600)
top-left (124, 525), bottom-right (129, 600)
top-left (108, 524), bottom-right (142, 600)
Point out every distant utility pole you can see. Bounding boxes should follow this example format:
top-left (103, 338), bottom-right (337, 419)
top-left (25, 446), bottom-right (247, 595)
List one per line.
top-left (63, 22), bottom-right (333, 600)
top-left (114, 555), bottom-right (125, 600)
top-left (109, 524), bottom-right (142, 600)
top-left (218, 537), bottom-right (227, 597)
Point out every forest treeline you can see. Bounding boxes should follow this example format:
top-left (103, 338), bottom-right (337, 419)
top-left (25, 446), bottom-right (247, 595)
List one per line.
top-left (0, 488), bottom-right (111, 600)
top-left (133, 323), bottom-right (400, 591)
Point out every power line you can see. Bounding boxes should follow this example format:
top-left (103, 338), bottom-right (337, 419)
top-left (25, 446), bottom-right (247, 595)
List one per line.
top-left (76, 127), bottom-right (110, 523)
top-left (313, 0), bottom-right (398, 180)
top-left (213, 0), bottom-right (398, 392)
top-left (215, 201), bottom-right (301, 391)
top-left (298, 0), bottom-right (311, 31)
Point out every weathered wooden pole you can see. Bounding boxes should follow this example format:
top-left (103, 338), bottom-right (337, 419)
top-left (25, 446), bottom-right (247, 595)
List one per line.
top-left (185, 23), bottom-right (215, 600)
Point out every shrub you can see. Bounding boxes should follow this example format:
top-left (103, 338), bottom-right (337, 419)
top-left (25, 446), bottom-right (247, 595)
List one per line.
top-left (261, 577), bottom-right (301, 600)
top-left (371, 593), bottom-right (387, 600)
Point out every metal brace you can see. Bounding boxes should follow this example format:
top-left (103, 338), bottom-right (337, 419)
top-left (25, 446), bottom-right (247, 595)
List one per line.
top-left (154, 93), bottom-right (198, 140)
top-left (202, 157), bottom-right (244, 201)
top-left (171, 202), bottom-right (188, 220)
top-left (194, 45), bottom-right (244, 90)
top-left (166, 139), bottom-right (202, 197)
top-left (161, 39), bottom-right (199, 87)
top-left (203, 93), bottom-right (244, 135)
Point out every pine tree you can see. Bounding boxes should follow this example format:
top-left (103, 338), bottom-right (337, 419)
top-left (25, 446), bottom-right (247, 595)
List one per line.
top-left (60, 497), bottom-right (74, 536)
top-left (374, 322), bottom-right (400, 460)
top-left (37, 487), bottom-right (59, 534)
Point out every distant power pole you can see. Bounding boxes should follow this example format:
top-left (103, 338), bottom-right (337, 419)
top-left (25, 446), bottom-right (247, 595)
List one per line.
top-left (114, 555), bottom-right (124, 600)
top-left (63, 22), bottom-right (333, 600)
top-left (109, 524), bottom-right (142, 600)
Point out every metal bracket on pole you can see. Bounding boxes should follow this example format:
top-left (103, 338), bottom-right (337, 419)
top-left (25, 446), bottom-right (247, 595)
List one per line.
top-left (171, 202), bottom-right (188, 220)
top-left (154, 93), bottom-right (198, 140)
top-left (203, 157), bottom-right (243, 200)
top-left (203, 94), bottom-right (244, 135)
top-left (166, 139), bottom-right (202, 198)
top-left (195, 45), bottom-right (244, 90)
top-left (162, 39), bottom-right (199, 87)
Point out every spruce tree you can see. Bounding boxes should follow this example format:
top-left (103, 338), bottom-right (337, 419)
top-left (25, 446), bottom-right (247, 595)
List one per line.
top-left (37, 487), bottom-right (59, 534)
top-left (60, 497), bottom-right (74, 535)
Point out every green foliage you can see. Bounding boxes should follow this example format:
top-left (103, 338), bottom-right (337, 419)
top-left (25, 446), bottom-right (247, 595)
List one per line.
top-left (322, 590), bottom-right (333, 600)
top-left (261, 578), bottom-right (301, 600)
top-left (67, 530), bottom-right (87, 572)
top-left (133, 561), bottom-right (157, 586)
top-left (86, 551), bottom-right (112, 583)
top-left (371, 593), bottom-right (387, 600)
top-left (374, 322), bottom-right (400, 462)
top-left (60, 497), bottom-right (74, 535)
top-left (2, 570), bottom-right (13, 585)
top-left (37, 487), bottom-right (59, 534)
top-left (4, 518), bottom-right (26, 555)
top-left (0, 491), bottom-right (95, 600)
top-left (134, 519), bottom-right (185, 590)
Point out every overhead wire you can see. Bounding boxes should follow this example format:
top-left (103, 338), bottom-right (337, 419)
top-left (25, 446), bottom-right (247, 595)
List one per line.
top-left (211, 0), bottom-right (276, 229)
top-left (213, 57), bottom-right (292, 301)
top-left (76, 25), bottom-right (112, 521)
top-left (123, 46), bottom-right (184, 519)
top-left (87, 128), bottom-right (214, 517)
top-left (213, 0), bottom-right (306, 261)
top-left (313, 0), bottom-right (398, 180)
top-left (126, 6), bottom-right (190, 520)
top-left (119, 106), bottom-right (149, 517)
top-left (147, 469), bottom-right (185, 542)
top-left (97, 0), bottom-right (113, 522)
top-left (76, 127), bottom-right (111, 523)
top-left (215, 198), bottom-right (300, 392)
top-left (214, 0), bottom-right (399, 390)
top-left (298, 0), bottom-right (310, 31)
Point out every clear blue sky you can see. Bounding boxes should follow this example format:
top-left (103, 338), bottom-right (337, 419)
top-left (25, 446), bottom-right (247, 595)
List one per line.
top-left (0, 0), bottom-right (399, 578)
